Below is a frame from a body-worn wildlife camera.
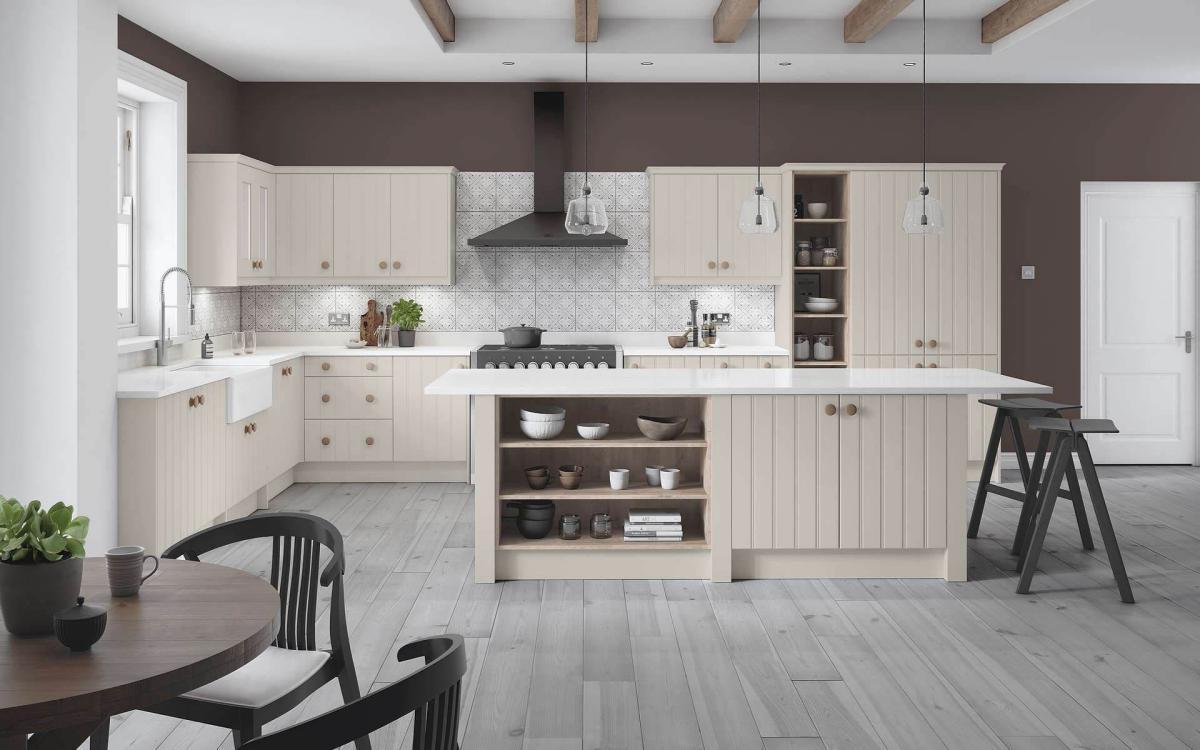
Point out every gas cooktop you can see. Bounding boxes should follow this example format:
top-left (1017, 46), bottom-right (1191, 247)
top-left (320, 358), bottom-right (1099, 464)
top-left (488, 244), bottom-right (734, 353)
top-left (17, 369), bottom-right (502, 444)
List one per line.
top-left (471, 344), bottom-right (621, 370)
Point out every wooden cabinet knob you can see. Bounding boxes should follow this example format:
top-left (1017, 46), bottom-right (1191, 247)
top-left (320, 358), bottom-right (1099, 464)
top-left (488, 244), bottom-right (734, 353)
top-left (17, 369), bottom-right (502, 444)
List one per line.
top-left (365, 437), bottom-right (375, 446)
top-left (251, 422), bottom-right (257, 432)
top-left (457, 363), bottom-right (466, 369)
top-left (927, 339), bottom-right (938, 349)
top-left (321, 362), bottom-right (330, 371)
top-left (244, 424), bottom-right (251, 435)
top-left (720, 362), bottom-right (728, 368)
top-left (929, 362), bottom-right (939, 368)
top-left (188, 396), bottom-right (196, 408)
top-left (379, 261), bottom-right (387, 270)
top-left (393, 261), bottom-right (401, 270)
top-left (322, 394), bottom-right (331, 403)
top-left (824, 403), bottom-right (837, 416)
top-left (720, 261), bottom-right (730, 270)
top-left (366, 362), bottom-right (376, 371)
top-left (321, 436), bottom-right (330, 446)
top-left (365, 394), bottom-right (376, 403)
top-left (844, 404), bottom-right (858, 416)
top-left (631, 363), bottom-right (640, 369)
top-left (763, 361), bottom-right (772, 368)
top-left (914, 339), bottom-right (924, 348)
top-left (915, 362), bottom-right (924, 368)
top-left (321, 261), bottom-right (330, 270)
top-left (197, 394), bottom-right (205, 406)
top-left (707, 261), bottom-right (717, 270)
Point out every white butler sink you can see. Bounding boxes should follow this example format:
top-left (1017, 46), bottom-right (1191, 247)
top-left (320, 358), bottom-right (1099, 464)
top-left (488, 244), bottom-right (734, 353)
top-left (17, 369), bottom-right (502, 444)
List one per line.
top-left (175, 364), bottom-right (273, 423)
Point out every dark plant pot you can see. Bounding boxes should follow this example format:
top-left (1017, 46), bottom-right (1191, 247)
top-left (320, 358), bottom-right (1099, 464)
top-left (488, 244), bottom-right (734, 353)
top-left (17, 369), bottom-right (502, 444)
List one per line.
top-left (396, 329), bottom-right (416, 347)
top-left (0, 557), bottom-right (84, 636)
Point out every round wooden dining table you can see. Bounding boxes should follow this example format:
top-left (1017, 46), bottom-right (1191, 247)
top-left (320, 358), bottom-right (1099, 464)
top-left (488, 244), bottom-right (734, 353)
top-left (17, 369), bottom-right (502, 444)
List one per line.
top-left (0, 558), bottom-right (279, 749)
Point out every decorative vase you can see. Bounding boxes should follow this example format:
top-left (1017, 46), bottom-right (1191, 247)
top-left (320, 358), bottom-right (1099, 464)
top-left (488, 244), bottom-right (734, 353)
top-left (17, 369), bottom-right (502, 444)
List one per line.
top-left (0, 556), bottom-right (84, 636)
top-left (396, 329), bottom-right (415, 347)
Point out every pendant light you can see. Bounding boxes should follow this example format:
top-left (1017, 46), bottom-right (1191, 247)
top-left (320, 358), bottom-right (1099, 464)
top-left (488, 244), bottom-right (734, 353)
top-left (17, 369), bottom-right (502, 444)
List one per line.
top-left (565, 0), bottom-right (610, 236)
top-left (738, 0), bottom-right (778, 235)
top-left (902, 0), bottom-right (945, 234)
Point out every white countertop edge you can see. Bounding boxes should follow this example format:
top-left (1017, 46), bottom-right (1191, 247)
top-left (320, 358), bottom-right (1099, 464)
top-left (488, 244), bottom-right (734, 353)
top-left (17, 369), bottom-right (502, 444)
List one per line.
top-left (622, 345), bottom-right (790, 357)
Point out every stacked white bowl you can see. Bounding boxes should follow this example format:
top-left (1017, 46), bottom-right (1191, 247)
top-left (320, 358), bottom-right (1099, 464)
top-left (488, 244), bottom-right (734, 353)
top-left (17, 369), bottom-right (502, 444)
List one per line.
top-left (520, 405), bottom-right (566, 440)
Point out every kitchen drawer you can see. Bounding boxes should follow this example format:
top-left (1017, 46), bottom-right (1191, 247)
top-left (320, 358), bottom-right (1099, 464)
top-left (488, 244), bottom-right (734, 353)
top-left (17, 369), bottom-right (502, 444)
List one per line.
top-left (304, 419), bottom-right (394, 462)
top-left (305, 376), bottom-right (393, 419)
top-left (304, 356), bottom-right (392, 377)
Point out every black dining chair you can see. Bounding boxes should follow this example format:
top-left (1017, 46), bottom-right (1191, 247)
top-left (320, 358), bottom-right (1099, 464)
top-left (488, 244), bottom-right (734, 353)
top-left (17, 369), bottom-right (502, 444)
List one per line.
top-left (133, 512), bottom-right (369, 749)
top-left (241, 635), bottom-right (467, 750)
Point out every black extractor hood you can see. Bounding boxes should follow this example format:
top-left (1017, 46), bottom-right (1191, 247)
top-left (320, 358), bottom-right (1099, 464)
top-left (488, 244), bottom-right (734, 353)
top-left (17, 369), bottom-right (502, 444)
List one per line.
top-left (467, 92), bottom-right (627, 248)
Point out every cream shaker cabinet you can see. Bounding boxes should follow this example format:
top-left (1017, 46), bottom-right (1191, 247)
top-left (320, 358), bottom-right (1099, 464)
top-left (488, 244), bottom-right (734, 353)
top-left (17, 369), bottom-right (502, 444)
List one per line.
top-left (276, 174), bottom-right (335, 278)
top-left (649, 168), bottom-right (785, 284)
top-left (389, 173), bottom-right (456, 284)
top-left (728, 394), bottom-right (966, 551)
top-left (623, 355), bottom-right (789, 370)
top-left (392, 356), bottom-right (470, 464)
top-left (187, 155), bottom-right (276, 286)
top-left (333, 173), bottom-right (392, 278)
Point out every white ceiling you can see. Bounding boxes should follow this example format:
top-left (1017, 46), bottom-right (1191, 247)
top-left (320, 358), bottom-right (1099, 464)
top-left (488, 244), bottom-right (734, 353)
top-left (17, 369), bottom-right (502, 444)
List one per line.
top-left (116, 0), bottom-right (1200, 84)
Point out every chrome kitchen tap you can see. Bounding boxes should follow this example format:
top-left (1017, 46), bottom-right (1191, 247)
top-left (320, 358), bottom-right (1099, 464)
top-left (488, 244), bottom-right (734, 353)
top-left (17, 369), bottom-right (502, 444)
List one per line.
top-left (156, 266), bottom-right (196, 366)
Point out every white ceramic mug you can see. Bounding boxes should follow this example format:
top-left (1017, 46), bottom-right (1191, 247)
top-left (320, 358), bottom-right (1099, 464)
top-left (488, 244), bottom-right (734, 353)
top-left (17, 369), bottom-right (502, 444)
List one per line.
top-left (644, 466), bottom-right (664, 487)
top-left (660, 468), bottom-right (681, 490)
top-left (106, 545), bottom-right (159, 597)
top-left (609, 468), bottom-right (630, 490)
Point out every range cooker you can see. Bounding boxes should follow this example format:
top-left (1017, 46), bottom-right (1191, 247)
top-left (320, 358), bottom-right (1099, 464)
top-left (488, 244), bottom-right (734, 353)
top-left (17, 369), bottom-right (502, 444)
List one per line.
top-left (471, 344), bottom-right (622, 370)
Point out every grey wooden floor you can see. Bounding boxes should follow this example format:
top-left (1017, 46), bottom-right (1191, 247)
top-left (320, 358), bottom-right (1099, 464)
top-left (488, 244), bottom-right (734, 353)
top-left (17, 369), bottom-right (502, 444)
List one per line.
top-left (104, 466), bottom-right (1200, 750)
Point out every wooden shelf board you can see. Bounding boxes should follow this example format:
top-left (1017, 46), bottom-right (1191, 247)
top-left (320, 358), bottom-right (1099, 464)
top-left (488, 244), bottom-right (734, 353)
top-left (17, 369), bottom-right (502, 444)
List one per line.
top-left (794, 218), bottom-right (847, 224)
top-left (499, 524), bottom-right (709, 551)
top-left (500, 481), bottom-right (707, 501)
top-left (794, 266), bottom-right (846, 271)
top-left (500, 433), bottom-right (708, 449)
top-left (793, 313), bottom-right (847, 319)
top-left (794, 360), bottom-right (849, 367)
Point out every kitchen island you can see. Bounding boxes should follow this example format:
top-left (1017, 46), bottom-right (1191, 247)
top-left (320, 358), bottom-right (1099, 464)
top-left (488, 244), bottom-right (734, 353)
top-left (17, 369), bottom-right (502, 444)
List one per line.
top-left (426, 368), bottom-right (1050, 583)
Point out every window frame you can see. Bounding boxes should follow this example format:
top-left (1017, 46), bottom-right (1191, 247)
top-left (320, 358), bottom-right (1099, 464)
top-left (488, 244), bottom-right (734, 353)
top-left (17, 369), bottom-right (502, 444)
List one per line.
top-left (117, 97), bottom-right (139, 330)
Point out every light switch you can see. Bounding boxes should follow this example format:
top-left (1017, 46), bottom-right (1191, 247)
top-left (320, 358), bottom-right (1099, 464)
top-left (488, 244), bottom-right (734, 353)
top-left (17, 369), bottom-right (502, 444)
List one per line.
top-left (1020, 266), bottom-right (1036, 280)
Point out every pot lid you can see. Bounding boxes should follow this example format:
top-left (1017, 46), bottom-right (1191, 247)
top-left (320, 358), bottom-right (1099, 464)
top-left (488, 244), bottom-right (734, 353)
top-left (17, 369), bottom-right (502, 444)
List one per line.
top-left (55, 596), bottom-right (106, 622)
top-left (500, 324), bottom-right (544, 332)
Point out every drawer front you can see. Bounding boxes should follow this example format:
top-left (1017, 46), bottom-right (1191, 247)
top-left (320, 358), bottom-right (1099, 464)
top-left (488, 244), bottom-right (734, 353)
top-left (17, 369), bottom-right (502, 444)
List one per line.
top-left (305, 376), bottom-right (393, 419)
top-left (305, 419), bottom-right (394, 462)
top-left (304, 356), bottom-right (392, 377)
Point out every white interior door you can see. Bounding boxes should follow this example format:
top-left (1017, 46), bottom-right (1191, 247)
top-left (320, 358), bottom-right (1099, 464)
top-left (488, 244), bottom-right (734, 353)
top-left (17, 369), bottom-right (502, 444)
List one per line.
top-left (1082, 183), bottom-right (1197, 464)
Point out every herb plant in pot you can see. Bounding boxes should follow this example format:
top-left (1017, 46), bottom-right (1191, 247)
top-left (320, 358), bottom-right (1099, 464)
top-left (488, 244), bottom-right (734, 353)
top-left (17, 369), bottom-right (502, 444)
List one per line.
top-left (0, 497), bottom-right (90, 636)
top-left (390, 298), bottom-right (424, 348)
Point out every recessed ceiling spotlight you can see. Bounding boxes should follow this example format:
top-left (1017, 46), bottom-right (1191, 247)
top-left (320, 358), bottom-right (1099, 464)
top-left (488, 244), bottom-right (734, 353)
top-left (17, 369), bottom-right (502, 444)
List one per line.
top-left (903, 61), bottom-right (918, 67)
top-left (501, 61), bottom-right (516, 65)
top-left (778, 61), bottom-right (792, 66)
top-left (640, 61), bottom-right (654, 66)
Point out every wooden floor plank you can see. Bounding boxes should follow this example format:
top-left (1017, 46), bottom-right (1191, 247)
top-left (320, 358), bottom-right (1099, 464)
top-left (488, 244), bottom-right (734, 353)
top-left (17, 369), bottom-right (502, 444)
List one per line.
top-left (791, 680), bottom-right (885, 750)
top-left (744, 580), bottom-right (841, 681)
top-left (525, 580), bottom-right (584, 746)
top-left (582, 681), bottom-right (643, 750)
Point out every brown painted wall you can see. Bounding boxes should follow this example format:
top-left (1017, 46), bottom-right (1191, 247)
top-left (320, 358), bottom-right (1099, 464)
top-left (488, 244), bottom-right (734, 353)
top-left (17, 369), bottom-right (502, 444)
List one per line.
top-left (117, 17), bottom-right (239, 153)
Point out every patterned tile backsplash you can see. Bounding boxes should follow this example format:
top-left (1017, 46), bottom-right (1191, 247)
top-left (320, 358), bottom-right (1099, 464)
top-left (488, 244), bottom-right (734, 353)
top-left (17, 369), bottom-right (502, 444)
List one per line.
top-left (197, 173), bottom-right (774, 337)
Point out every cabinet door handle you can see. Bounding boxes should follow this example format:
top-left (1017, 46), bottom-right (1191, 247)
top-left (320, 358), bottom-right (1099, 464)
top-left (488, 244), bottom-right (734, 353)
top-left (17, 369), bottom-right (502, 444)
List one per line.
top-left (365, 394), bottom-right (376, 403)
top-left (197, 394), bottom-right (205, 406)
top-left (244, 424), bottom-right (252, 435)
top-left (927, 339), bottom-right (938, 349)
top-left (321, 436), bottom-right (330, 446)
top-left (844, 403), bottom-right (858, 416)
top-left (188, 396), bottom-right (196, 408)
top-left (720, 261), bottom-right (730, 270)
top-left (393, 261), bottom-right (401, 270)
top-left (631, 363), bottom-right (640, 369)
top-left (915, 362), bottom-right (924, 368)
top-left (366, 362), bottom-right (376, 371)
top-left (321, 261), bottom-right (330, 270)
top-left (251, 422), bottom-right (257, 432)
top-left (457, 363), bottom-right (466, 369)
top-left (321, 362), bottom-right (331, 371)
top-left (365, 437), bottom-right (375, 446)
top-left (824, 403), bottom-right (837, 416)
top-left (707, 261), bottom-right (717, 270)
top-left (322, 394), bottom-right (331, 403)
top-left (379, 261), bottom-right (387, 270)
top-left (914, 339), bottom-right (924, 348)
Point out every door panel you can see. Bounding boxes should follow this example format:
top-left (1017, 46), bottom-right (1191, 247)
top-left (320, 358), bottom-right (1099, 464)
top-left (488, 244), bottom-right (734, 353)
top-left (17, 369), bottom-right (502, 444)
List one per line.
top-left (651, 174), bottom-right (719, 281)
top-left (334, 174), bottom-right (391, 278)
top-left (1084, 185), bottom-right (1197, 464)
top-left (276, 174), bottom-right (334, 277)
top-left (393, 357), bottom-right (469, 463)
top-left (717, 173), bottom-right (785, 279)
top-left (390, 173), bottom-right (454, 282)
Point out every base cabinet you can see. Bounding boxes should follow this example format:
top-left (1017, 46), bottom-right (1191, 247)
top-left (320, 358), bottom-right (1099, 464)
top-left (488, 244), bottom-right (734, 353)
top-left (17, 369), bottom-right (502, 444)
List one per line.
top-left (624, 355), bottom-right (789, 370)
top-left (392, 357), bottom-right (469, 463)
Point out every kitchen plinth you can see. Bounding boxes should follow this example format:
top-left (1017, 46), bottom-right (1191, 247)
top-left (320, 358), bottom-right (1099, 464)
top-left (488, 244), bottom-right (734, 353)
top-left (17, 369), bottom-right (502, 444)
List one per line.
top-left (426, 367), bottom-right (1050, 583)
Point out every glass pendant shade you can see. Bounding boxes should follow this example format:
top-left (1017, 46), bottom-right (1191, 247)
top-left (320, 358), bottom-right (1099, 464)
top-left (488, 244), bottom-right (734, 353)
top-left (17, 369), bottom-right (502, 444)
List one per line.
top-left (738, 187), bottom-right (779, 235)
top-left (564, 186), bottom-right (609, 235)
top-left (902, 185), bottom-right (945, 235)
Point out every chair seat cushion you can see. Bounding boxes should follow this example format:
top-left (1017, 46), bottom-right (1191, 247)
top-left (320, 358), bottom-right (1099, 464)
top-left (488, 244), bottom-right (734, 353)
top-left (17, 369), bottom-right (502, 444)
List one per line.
top-left (182, 647), bottom-right (331, 709)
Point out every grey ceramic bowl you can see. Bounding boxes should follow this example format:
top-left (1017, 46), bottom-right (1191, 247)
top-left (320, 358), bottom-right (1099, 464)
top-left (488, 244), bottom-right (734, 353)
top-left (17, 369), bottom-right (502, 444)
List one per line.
top-left (637, 416), bottom-right (688, 441)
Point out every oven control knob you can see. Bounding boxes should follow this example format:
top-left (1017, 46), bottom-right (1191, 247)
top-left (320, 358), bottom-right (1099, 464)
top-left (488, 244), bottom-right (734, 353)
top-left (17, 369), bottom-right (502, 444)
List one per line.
top-left (513, 361), bottom-right (525, 369)
top-left (554, 361), bottom-right (567, 369)
top-left (583, 361), bottom-right (596, 369)
top-left (598, 362), bottom-right (610, 369)
top-left (540, 361), bottom-right (554, 370)
top-left (498, 362), bottom-right (511, 369)
top-left (567, 361), bottom-right (580, 369)
top-left (484, 362), bottom-right (496, 369)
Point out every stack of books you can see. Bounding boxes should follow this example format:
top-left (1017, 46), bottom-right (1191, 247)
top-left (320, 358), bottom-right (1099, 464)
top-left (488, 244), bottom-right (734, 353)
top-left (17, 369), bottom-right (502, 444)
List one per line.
top-left (624, 509), bottom-right (683, 542)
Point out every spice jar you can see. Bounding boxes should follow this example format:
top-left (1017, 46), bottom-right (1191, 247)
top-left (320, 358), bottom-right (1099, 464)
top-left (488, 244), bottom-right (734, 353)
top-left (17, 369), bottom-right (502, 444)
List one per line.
top-left (794, 334), bottom-right (811, 361)
top-left (590, 513), bottom-right (612, 539)
top-left (811, 236), bottom-right (828, 252)
top-left (822, 248), bottom-right (841, 267)
top-left (559, 513), bottom-right (581, 540)
top-left (814, 334), bottom-right (835, 361)
top-left (795, 240), bottom-right (812, 267)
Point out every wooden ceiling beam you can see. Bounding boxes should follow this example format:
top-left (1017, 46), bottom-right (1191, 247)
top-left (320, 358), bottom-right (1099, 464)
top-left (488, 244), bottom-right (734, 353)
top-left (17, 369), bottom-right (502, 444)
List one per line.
top-left (417, 0), bottom-right (455, 43)
top-left (713, 0), bottom-right (758, 44)
top-left (843, 0), bottom-right (915, 43)
top-left (575, 0), bottom-right (598, 42)
top-left (982, 0), bottom-right (1071, 44)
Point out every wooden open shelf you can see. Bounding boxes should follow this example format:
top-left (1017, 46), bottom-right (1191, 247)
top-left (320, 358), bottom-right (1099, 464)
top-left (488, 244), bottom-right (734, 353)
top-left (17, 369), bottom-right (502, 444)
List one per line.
top-left (499, 520), bottom-right (709, 550)
top-left (794, 360), bottom-right (848, 367)
top-left (500, 481), bottom-right (706, 502)
top-left (794, 313), bottom-right (846, 319)
top-left (794, 266), bottom-right (846, 271)
top-left (500, 433), bottom-right (707, 449)
top-left (794, 218), bottom-right (847, 224)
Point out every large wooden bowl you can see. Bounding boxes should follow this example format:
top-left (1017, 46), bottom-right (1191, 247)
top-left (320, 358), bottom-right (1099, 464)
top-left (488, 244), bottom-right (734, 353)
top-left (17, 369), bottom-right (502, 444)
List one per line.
top-left (637, 416), bottom-right (688, 441)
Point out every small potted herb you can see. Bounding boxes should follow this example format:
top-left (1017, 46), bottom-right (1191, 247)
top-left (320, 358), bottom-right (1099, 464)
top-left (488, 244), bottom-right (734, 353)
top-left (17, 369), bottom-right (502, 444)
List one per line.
top-left (0, 497), bottom-right (90, 635)
top-left (390, 298), bottom-right (424, 348)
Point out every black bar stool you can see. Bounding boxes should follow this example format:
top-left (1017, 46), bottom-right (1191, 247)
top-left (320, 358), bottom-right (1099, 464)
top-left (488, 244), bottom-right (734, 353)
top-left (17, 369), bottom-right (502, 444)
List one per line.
top-left (1016, 417), bottom-right (1134, 603)
top-left (968, 398), bottom-right (1093, 557)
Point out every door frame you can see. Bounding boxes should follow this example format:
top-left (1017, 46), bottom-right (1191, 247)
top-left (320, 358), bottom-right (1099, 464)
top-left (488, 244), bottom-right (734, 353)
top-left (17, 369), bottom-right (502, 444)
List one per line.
top-left (1079, 181), bottom-right (1200, 465)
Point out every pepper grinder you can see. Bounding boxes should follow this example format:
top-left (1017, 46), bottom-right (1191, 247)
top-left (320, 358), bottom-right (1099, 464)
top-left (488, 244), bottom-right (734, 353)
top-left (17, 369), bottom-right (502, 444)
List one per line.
top-left (689, 299), bottom-right (699, 348)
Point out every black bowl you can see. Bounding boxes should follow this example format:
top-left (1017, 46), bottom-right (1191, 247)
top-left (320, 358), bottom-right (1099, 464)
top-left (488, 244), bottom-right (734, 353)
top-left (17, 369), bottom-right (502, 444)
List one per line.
top-left (517, 518), bottom-right (553, 539)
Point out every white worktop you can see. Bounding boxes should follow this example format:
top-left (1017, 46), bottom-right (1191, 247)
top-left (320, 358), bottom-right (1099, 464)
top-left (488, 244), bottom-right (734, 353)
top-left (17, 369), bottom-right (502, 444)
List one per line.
top-left (425, 367), bottom-right (1051, 396)
top-left (622, 345), bottom-right (789, 357)
top-left (117, 345), bottom-right (475, 399)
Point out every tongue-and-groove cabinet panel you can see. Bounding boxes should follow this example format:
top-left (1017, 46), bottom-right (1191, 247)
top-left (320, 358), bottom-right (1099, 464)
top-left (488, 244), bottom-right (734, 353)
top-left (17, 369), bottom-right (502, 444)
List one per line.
top-left (333, 173), bottom-right (392, 278)
top-left (276, 174), bottom-right (334, 278)
top-left (392, 356), bottom-right (469, 463)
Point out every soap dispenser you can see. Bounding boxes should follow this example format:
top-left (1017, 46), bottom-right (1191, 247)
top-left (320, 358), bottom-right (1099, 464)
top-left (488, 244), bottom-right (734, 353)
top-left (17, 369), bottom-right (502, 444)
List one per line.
top-left (201, 334), bottom-right (214, 359)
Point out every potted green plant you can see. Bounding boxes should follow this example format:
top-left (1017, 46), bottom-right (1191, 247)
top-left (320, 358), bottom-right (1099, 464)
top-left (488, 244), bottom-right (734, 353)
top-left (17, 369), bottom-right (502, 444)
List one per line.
top-left (390, 298), bottom-right (424, 347)
top-left (0, 497), bottom-right (89, 635)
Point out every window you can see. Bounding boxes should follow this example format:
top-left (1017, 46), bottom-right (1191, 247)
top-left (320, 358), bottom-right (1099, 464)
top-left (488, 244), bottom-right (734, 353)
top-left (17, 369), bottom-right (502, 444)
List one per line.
top-left (116, 100), bottom-right (137, 327)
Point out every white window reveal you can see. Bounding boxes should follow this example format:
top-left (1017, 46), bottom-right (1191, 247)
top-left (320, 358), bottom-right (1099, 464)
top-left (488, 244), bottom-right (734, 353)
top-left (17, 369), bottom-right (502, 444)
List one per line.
top-left (117, 100), bottom-right (138, 327)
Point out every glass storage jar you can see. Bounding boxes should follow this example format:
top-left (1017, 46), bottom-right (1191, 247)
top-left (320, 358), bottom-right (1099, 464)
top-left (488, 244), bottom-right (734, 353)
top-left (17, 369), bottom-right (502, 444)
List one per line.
top-left (814, 334), bottom-right (835, 361)
top-left (795, 240), bottom-right (812, 267)
top-left (794, 334), bottom-right (811, 361)
top-left (822, 248), bottom-right (841, 267)
top-left (590, 513), bottom-right (612, 539)
top-left (559, 514), bottom-right (581, 540)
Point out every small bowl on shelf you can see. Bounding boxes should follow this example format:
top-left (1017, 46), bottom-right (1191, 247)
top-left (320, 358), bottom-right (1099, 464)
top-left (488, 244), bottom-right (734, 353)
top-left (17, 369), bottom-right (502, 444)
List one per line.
top-left (516, 517), bottom-right (554, 539)
top-left (804, 300), bottom-right (840, 313)
top-left (525, 465), bottom-right (549, 477)
top-left (526, 473), bottom-right (550, 490)
top-left (520, 405), bottom-right (566, 423)
top-left (558, 465), bottom-right (584, 490)
top-left (520, 419), bottom-right (565, 440)
top-left (576, 422), bottom-right (610, 440)
top-left (637, 416), bottom-right (688, 442)
top-left (807, 203), bottom-right (829, 219)
top-left (667, 335), bottom-right (688, 349)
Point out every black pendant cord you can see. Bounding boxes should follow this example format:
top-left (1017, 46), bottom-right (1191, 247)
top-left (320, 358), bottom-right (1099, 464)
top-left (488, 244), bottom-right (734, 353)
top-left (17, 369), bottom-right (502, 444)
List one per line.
top-left (921, 0), bottom-right (928, 222)
top-left (755, 0), bottom-right (763, 223)
top-left (583, 0), bottom-right (590, 199)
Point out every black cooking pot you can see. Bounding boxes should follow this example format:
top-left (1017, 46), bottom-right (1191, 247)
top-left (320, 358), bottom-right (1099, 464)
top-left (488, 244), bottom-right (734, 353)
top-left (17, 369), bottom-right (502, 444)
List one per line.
top-left (499, 324), bottom-right (545, 348)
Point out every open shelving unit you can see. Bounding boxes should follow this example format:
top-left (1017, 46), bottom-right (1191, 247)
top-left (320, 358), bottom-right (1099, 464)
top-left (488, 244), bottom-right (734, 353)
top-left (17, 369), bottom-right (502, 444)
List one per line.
top-left (787, 170), bottom-right (852, 368)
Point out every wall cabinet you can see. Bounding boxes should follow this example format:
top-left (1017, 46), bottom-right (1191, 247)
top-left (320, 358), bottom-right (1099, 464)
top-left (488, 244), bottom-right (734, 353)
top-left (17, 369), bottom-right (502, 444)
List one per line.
top-left (649, 168), bottom-right (785, 284)
top-left (187, 155), bottom-right (276, 287)
top-left (333, 173), bottom-right (392, 278)
top-left (389, 173), bottom-right (456, 283)
top-left (728, 394), bottom-right (966, 551)
top-left (276, 174), bottom-right (334, 278)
